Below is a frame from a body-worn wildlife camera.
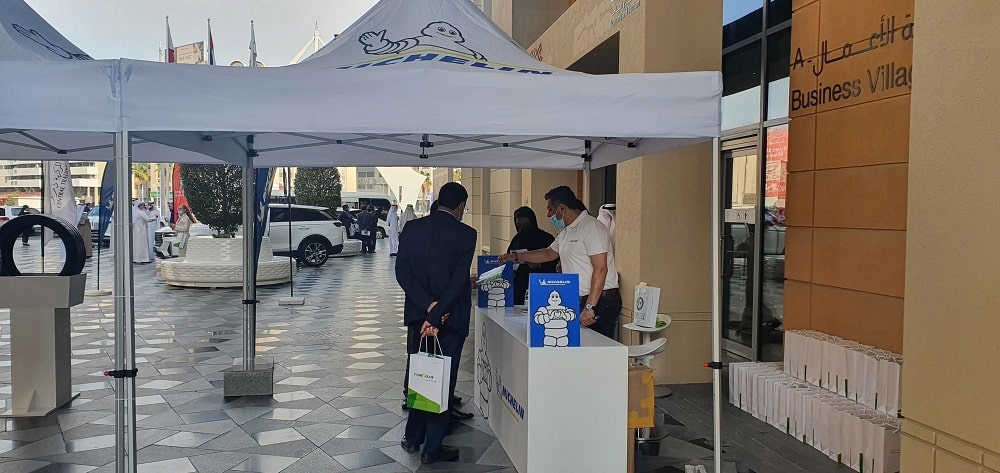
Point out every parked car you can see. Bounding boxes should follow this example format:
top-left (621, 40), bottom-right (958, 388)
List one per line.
top-left (348, 208), bottom-right (389, 239)
top-left (87, 206), bottom-right (111, 247)
top-left (2, 206), bottom-right (40, 233)
top-left (267, 204), bottom-right (345, 267)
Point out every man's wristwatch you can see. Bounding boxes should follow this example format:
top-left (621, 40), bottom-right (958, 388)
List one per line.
top-left (584, 303), bottom-right (595, 311)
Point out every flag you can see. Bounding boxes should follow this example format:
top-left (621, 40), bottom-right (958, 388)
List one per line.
top-left (42, 161), bottom-right (77, 246)
top-left (249, 21), bottom-right (257, 67)
top-left (97, 162), bottom-right (115, 245)
top-left (253, 168), bottom-right (274, 274)
top-left (207, 19), bottom-right (216, 65)
top-left (165, 16), bottom-right (176, 63)
top-left (171, 164), bottom-right (187, 223)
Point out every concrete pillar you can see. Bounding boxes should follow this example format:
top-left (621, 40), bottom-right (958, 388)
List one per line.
top-left (613, 0), bottom-right (721, 384)
top-left (900, 0), bottom-right (1000, 468)
top-left (488, 0), bottom-right (568, 48)
top-left (487, 169), bottom-right (523, 255)
top-left (520, 169), bottom-right (577, 238)
top-left (432, 167), bottom-right (452, 200)
top-left (461, 168), bottom-right (492, 272)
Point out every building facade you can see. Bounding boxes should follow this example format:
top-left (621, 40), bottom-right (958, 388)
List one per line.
top-left (0, 160), bottom-right (104, 207)
top-left (478, 0), bottom-right (1000, 470)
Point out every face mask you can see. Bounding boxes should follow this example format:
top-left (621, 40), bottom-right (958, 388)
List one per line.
top-left (550, 214), bottom-right (565, 229)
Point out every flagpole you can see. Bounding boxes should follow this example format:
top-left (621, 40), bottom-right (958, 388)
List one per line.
top-left (278, 167), bottom-right (303, 305)
top-left (40, 161), bottom-right (44, 273)
top-left (249, 20), bottom-right (257, 68)
top-left (207, 18), bottom-right (216, 66)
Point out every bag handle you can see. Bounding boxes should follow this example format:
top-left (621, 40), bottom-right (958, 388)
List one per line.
top-left (418, 335), bottom-right (444, 356)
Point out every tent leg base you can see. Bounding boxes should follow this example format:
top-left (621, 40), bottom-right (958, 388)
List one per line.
top-left (223, 358), bottom-right (274, 397)
top-left (278, 297), bottom-right (305, 306)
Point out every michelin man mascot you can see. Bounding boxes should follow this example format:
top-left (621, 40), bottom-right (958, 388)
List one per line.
top-left (533, 290), bottom-right (577, 347)
top-left (476, 327), bottom-right (491, 418)
top-left (480, 278), bottom-right (511, 307)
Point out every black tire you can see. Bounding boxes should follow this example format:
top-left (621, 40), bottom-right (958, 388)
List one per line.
top-left (298, 236), bottom-right (331, 267)
top-left (377, 227), bottom-right (387, 239)
top-left (0, 214), bottom-right (86, 276)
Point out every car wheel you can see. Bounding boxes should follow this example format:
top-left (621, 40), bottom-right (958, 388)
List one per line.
top-left (377, 227), bottom-right (387, 239)
top-left (299, 236), bottom-right (331, 267)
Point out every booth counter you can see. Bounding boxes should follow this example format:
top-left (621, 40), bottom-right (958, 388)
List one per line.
top-left (474, 307), bottom-right (628, 473)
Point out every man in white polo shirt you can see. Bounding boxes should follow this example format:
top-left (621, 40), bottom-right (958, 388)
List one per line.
top-left (498, 186), bottom-right (621, 339)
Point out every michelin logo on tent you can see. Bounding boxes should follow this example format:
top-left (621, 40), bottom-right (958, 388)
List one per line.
top-left (337, 21), bottom-right (553, 75)
top-left (360, 21), bottom-right (486, 60)
top-left (12, 24), bottom-right (92, 60)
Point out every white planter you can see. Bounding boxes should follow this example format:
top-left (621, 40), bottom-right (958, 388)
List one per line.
top-left (159, 236), bottom-right (293, 288)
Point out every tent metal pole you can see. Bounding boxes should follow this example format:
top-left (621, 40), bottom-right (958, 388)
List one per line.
top-left (286, 168), bottom-right (294, 298)
top-left (113, 130), bottom-right (137, 473)
top-left (711, 137), bottom-right (723, 473)
top-left (582, 140), bottom-right (592, 207)
top-left (242, 137), bottom-right (257, 371)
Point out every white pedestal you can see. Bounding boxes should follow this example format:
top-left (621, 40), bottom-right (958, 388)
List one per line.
top-left (475, 307), bottom-right (628, 473)
top-left (0, 274), bottom-right (86, 417)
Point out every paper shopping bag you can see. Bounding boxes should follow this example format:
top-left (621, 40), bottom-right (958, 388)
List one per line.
top-left (406, 338), bottom-right (452, 414)
top-left (633, 282), bottom-right (661, 328)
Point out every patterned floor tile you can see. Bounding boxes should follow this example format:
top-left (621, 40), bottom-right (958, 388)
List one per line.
top-left (0, 239), bottom-right (845, 473)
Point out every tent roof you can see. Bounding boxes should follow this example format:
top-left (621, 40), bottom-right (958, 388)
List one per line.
top-left (0, 0), bottom-right (239, 165)
top-left (0, 0), bottom-right (721, 170)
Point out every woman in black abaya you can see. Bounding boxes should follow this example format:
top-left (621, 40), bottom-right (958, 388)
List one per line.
top-left (506, 206), bottom-right (558, 305)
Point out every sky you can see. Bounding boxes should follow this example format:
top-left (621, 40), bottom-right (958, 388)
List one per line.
top-left (24, 0), bottom-right (380, 65)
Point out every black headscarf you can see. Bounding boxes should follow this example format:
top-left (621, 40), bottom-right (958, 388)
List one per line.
top-left (507, 207), bottom-right (557, 304)
top-left (508, 207), bottom-right (553, 252)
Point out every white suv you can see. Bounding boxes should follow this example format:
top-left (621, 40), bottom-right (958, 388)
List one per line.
top-left (267, 204), bottom-right (345, 267)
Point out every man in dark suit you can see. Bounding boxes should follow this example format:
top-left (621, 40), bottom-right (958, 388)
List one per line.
top-left (395, 182), bottom-right (476, 464)
top-left (356, 205), bottom-right (377, 253)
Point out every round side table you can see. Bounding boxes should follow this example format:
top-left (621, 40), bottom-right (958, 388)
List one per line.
top-left (622, 316), bottom-right (673, 398)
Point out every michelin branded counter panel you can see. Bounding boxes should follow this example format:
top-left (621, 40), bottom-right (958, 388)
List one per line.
top-left (474, 273), bottom-right (628, 472)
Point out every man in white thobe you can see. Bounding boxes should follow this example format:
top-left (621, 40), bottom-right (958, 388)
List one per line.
top-left (146, 202), bottom-right (166, 259)
top-left (387, 203), bottom-right (400, 256)
top-left (132, 202), bottom-right (155, 264)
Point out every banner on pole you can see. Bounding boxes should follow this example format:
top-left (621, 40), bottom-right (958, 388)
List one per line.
top-left (42, 161), bottom-right (77, 246)
top-left (253, 167), bottom-right (275, 273)
top-left (171, 164), bottom-right (187, 224)
top-left (97, 162), bottom-right (115, 245)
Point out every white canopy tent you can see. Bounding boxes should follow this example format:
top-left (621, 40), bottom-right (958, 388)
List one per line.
top-left (0, 0), bottom-right (243, 164)
top-left (119, 0), bottom-right (719, 169)
top-left (0, 0), bottom-right (726, 471)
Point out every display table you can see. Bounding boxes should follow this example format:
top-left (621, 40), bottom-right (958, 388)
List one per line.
top-left (474, 307), bottom-right (628, 473)
top-left (0, 274), bottom-right (85, 416)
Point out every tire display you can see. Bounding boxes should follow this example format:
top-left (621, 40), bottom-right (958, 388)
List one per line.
top-left (0, 214), bottom-right (86, 276)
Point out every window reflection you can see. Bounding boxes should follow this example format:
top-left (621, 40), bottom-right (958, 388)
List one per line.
top-left (760, 125), bottom-right (788, 361)
top-left (724, 0), bottom-right (764, 47)
top-left (766, 29), bottom-right (791, 120)
top-left (768, 0), bottom-right (792, 27)
top-left (723, 42), bottom-right (763, 130)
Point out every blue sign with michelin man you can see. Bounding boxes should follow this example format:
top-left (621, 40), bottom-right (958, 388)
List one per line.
top-left (478, 256), bottom-right (513, 308)
top-left (528, 274), bottom-right (581, 348)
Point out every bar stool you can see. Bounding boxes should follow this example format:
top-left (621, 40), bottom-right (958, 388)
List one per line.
top-left (622, 315), bottom-right (672, 397)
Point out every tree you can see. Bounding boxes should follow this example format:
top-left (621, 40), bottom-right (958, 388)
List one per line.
top-left (132, 163), bottom-right (150, 199)
top-left (180, 164), bottom-right (243, 236)
top-left (4, 192), bottom-right (18, 205)
top-left (294, 167), bottom-right (342, 210)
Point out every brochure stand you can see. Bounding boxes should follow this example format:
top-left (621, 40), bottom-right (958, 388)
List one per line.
top-left (0, 274), bottom-right (86, 416)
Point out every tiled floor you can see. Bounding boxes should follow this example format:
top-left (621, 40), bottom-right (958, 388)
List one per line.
top-left (0, 236), bottom-right (850, 472)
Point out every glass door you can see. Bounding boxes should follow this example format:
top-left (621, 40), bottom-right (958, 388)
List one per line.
top-left (721, 144), bottom-right (760, 359)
